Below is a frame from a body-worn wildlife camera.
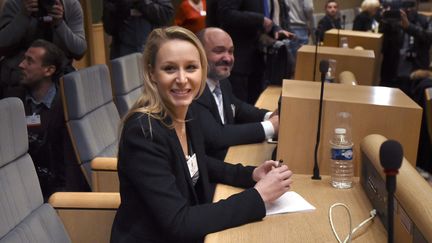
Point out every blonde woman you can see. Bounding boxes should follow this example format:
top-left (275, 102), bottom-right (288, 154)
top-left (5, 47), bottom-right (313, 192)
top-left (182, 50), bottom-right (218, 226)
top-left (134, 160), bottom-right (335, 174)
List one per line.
top-left (353, 0), bottom-right (381, 32)
top-left (110, 26), bottom-right (293, 243)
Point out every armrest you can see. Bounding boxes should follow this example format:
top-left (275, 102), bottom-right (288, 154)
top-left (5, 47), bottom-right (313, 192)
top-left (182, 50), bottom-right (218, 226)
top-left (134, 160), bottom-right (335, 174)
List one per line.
top-left (91, 157), bottom-right (120, 192)
top-left (49, 192), bottom-right (120, 243)
top-left (49, 192), bottom-right (120, 209)
top-left (91, 157), bottom-right (117, 171)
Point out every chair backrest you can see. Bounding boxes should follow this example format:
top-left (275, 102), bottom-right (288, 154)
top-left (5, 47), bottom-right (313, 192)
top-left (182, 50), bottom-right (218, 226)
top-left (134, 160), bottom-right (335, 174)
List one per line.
top-left (0, 97), bottom-right (70, 243)
top-left (61, 64), bottom-right (119, 185)
top-left (110, 52), bottom-right (144, 118)
top-left (425, 87), bottom-right (432, 144)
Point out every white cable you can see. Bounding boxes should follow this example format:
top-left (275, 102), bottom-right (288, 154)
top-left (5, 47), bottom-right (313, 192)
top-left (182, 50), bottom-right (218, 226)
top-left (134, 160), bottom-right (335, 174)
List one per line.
top-left (329, 203), bottom-right (377, 243)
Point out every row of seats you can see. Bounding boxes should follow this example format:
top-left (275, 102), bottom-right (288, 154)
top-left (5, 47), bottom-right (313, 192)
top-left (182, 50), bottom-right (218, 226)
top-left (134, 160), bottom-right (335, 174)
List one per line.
top-left (61, 53), bottom-right (143, 190)
top-left (0, 97), bottom-right (119, 243)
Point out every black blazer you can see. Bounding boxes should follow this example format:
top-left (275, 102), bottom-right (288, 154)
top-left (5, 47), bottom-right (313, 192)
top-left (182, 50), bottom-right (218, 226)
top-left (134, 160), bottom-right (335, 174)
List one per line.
top-left (110, 112), bottom-right (266, 243)
top-left (192, 79), bottom-right (268, 160)
top-left (353, 11), bottom-right (374, 31)
top-left (218, 0), bottom-right (281, 74)
top-left (317, 15), bottom-right (341, 42)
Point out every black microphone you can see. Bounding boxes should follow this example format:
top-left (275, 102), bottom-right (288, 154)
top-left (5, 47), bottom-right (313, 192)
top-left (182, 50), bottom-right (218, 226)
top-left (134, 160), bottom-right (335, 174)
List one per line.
top-left (312, 60), bottom-right (330, 180)
top-left (312, 29), bottom-right (321, 81)
top-left (342, 15), bottom-right (346, 30)
top-left (379, 140), bottom-right (403, 243)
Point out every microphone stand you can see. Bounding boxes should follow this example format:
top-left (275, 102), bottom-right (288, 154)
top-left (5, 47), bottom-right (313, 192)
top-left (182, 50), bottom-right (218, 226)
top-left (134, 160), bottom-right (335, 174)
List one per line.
top-left (386, 174), bottom-right (396, 243)
top-left (312, 60), bottom-right (329, 180)
top-left (312, 30), bottom-right (320, 81)
top-left (379, 139), bottom-right (403, 243)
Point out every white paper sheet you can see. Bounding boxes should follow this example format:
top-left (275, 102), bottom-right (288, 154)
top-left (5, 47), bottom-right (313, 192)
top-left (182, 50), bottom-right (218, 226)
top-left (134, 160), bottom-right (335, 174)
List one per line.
top-left (265, 191), bottom-right (316, 216)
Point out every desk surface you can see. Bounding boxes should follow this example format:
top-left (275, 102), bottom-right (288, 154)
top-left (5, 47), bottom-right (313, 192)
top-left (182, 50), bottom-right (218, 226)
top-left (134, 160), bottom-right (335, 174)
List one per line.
top-left (206, 175), bottom-right (386, 243)
top-left (205, 86), bottom-right (387, 243)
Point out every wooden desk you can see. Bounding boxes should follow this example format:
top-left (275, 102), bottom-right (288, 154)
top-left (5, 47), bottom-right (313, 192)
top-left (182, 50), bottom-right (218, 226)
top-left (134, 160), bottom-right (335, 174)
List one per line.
top-left (206, 175), bottom-right (386, 243)
top-left (205, 86), bottom-right (386, 243)
top-left (294, 45), bottom-right (376, 86)
top-left (277, 80), bottom-right (422, 175)
top-left (255, 85), bottom-right (281, 110)
top-left (324, 29), bottom-right (382, 57)
top-left (323, 29), bottom-right (383, 85)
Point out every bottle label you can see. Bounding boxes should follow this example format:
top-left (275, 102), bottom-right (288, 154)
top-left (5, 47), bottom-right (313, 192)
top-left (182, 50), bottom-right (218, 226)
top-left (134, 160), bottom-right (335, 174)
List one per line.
top-left (331, 148), bottom-right (353, 160)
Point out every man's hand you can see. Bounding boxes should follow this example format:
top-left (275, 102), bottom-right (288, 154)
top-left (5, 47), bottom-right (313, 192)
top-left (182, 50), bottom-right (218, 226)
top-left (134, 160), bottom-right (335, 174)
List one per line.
top-left (268, 114), bottom-right (279, 135)
top-left (49, 0), bottom-right (64, 27)
top-left (263, 17), bottom-right (273, 34)
top-left (22, 0), bottom-right (38, 16)
top-left (400, 10), bottom-right (410, 29)
top-left (274, 30), bottom-right (296, 40)
top-left (410, 69), bottom-right (432, 80)
top-left (269, 109), bottom-right (278, 118)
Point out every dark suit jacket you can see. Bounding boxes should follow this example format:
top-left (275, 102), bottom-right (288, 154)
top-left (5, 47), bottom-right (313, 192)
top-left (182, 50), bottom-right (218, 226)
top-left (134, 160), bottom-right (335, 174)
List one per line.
top-left (192, 79), bottom-right (269, 160)
top-left (218, 0), bottom-right (281, 74)
top-left (110, 112), bottom-right (266, 243)
top-left (317, 15), bottom-right (341, 42)
top-left (353, 11), bottom-right (374, 32)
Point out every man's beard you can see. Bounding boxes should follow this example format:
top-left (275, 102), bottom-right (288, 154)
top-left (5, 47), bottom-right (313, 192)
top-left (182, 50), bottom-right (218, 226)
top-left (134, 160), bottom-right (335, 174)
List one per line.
top-left (207, 62), bottom-right (232, 81)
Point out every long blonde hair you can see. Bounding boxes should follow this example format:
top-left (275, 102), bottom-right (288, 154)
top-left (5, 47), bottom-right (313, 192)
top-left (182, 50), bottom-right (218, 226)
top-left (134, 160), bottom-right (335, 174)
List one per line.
top-left (121, 26), bottom-right (208, 129)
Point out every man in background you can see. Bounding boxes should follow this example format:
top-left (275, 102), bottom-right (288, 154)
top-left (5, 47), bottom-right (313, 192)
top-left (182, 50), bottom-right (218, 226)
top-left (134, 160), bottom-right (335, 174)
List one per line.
top-left (286, 0), bottom-right (314, 57)
top-left (218, 0), bottom-right (294, 104)
top-left (8, 39), bottom-right (87, 200)
top-left (102, 0), bottom-right (173, 59)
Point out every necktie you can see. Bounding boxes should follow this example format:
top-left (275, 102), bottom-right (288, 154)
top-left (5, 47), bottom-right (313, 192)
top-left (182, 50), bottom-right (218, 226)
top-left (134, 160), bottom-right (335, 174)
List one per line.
top-left (263, 0), bottom-right (270, 18)
top-left (213, 84), bottom-right (225, 124)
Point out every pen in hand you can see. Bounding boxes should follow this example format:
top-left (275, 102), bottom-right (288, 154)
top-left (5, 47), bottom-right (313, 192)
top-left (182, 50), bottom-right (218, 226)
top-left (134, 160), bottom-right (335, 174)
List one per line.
top-left (277, 159), bottom-right (283, 168)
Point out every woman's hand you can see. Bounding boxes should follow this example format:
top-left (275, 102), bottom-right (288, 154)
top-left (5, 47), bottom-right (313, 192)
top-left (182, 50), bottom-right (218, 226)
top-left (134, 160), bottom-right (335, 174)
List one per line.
top-left (254, 165), bottom-right (293, 203)
top-left (252, 160), bottom-right (280, 182)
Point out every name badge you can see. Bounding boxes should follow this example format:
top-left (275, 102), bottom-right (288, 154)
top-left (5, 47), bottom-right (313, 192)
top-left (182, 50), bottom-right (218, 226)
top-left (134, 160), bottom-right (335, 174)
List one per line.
top-left (231, 104), bottom-right (236, 118)
top-left (200, 10), bottom-right (207, 16)
top-left (26, 113), bottom-right (41, 127)
top-left (186, 153), bottom-right (198, 178)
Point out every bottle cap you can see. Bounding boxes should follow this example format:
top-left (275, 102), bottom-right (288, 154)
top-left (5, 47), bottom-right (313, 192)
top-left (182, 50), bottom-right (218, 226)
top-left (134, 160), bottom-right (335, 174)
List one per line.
top-left (334, 128), bottom-right (346, 134)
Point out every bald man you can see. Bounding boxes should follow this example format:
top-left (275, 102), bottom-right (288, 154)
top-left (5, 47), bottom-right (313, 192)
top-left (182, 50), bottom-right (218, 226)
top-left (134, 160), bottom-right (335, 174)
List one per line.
top-left (191, 28), bottom-right (279, 160)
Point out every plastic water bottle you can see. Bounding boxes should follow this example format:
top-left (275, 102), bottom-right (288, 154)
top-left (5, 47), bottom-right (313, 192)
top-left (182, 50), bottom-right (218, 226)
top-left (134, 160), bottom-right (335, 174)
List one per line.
top-left (330, 127), bottom-right (354, 189)
top-left (325, 59), bottom-right (337, 83)
top-left (325, 68), bottom-right (335, 83)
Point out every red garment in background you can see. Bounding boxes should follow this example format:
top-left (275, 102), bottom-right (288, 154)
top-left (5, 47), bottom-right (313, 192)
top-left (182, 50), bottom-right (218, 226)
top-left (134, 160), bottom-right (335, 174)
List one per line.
top-left (175, 0), bottom-right (206, 33)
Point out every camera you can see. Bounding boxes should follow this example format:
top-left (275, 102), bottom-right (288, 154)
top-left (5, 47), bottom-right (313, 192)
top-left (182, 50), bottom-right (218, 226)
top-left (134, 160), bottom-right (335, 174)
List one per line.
top-left (33, 0), bottom-right (56, 22)
top-left (382, 0), bottom-right (416, 21)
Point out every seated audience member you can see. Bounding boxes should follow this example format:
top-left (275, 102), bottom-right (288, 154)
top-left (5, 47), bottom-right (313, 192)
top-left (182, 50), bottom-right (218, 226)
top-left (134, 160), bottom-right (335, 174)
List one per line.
top-left (175, 0), bottom-right (207, 33)
top-left (7, 39), bottom-right (69, 200)
top-left (317, 0), bottom-right (341, 42)
top-left (353, 0), bottom-right (381, 32)
top-left (110, 26), bottom-right (293, 243)
top-left (193, 27), bottom-right (279, 160)
top-left (0, 0), bottom-right (87, 98)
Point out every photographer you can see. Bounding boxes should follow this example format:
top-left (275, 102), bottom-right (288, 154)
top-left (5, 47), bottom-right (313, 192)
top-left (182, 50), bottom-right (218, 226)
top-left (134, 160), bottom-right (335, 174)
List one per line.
top-left (0, 0), bottom-right (87, 98)
top-left (380, 0), bottom-right (432, 90)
